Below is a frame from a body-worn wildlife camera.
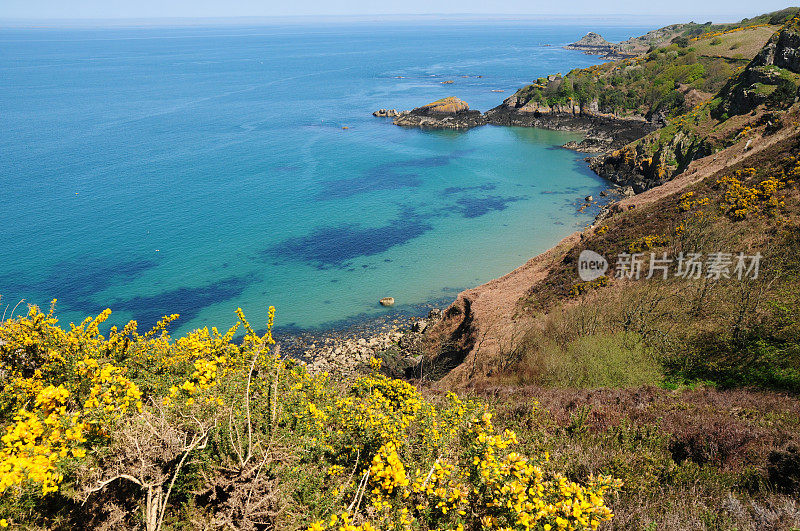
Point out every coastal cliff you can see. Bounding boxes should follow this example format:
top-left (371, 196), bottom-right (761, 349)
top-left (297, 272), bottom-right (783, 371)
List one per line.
top-left (483, 94), bottom-right (659, 152)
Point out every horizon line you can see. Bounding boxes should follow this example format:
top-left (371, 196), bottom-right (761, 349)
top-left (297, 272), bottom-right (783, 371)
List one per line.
top-left (0, 11), bottom-right (758, 26)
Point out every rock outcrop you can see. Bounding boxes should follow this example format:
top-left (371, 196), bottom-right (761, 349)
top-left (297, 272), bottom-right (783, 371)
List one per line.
top-left (564, 32), bottom-right (616, 55)
top-left (393, 97), bottom-right (486, 129)
top-left (715, 22), bottom-right (800, 117)
top-left (373, 109), bottom-right (400, 117)
top-left (564, 32), bottom-right (640, 60)
top-left (484, 95), bottom-right (658, 152)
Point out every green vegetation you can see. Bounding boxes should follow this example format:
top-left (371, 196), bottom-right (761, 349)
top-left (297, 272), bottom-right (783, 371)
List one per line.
top-left (514, 44), bottom-right (745, 118)
top-left (511, 10), bottom-right (798, 119)
top-left (513, 146), bottom-right (800, 394)
top-left (486, 387), bottom-right (800, 529)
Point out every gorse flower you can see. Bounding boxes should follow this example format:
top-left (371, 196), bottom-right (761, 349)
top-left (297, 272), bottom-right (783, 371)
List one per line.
top-left (0, 302), bottom-right (620, 529)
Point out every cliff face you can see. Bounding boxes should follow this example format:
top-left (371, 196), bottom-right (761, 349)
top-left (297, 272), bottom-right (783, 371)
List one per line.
top-left (492, 92), bottom-right (598, 116)
top-left (484, 95), bottom-right (658, 152)
top-left (588, 129), bottom-right (710, 192)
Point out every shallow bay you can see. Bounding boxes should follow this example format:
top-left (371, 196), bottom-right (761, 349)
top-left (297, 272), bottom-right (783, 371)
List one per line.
top-left (1, 20), bottom-right (652, 333)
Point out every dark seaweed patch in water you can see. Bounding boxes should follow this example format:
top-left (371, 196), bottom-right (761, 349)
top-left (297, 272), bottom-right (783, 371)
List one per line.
top-left (0, 256), bottom-right (158, 312)
top-left (451, 195), bottom-right (527, 218)
top-left (264, 212), bottom-right (432, 269)
top-left (441, 183), bottom-right (496, 196)
top-left (318, 151), bottom-right (473, 200)
top-left (110, 275), bottom-right (253, 330)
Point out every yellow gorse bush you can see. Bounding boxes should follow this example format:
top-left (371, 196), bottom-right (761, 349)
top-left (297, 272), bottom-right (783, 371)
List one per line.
top-left (0, 303), bottom-right (619, 529)
top-left (0, 303), bottom-right (141, 496)
top-left (0, 303), bottom-right (273, 503)
top-left (716, 165), bottom-right (796, 220)
top-left (295, 361), bottom-right (621, 530)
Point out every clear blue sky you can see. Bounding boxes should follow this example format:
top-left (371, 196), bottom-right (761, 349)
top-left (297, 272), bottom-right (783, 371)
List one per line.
top-left (0, 0), bottom-right (794, 21)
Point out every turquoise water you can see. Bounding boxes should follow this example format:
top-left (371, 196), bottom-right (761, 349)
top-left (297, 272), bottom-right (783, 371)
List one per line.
top-left (0, 21), bottom-right (651, 333)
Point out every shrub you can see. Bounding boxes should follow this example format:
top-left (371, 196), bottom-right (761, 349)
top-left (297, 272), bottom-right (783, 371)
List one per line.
top-left (0, 304), bottom-right (623, 530)
top-left (767, 445), bottom-right (800, 494)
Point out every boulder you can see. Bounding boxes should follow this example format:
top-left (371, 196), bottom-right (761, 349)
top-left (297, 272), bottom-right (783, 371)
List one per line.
top-left (373, 109), bottom-right (400, 117)
top-left (411, 319), bottom-right (428, 333)
top-left (379, 297), bottom-right (395, 307)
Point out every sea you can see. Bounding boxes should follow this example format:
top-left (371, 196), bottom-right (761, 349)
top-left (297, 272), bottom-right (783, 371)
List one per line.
top-left (0, 18), bottom-right (655, 335)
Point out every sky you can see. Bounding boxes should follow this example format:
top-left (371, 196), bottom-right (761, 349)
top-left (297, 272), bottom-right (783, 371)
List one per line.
top-left (0, 0), bottom-right (795, 22)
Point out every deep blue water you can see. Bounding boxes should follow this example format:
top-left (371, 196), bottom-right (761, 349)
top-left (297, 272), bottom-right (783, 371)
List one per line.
top-left (0, 20), bottom-right (652, 334)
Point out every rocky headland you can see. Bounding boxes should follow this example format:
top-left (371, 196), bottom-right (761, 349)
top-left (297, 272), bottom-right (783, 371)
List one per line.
top-left (564, 32), bottom-right (635, 60)
top-left (382, 93), bottom-right (658, 153)
top-left (483, 95), bottom-right (660, 152)
top-left (391, 97), bottom-right (486, 129)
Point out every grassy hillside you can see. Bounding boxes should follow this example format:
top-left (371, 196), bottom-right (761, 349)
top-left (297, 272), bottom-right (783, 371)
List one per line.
top-left (511, 9), bottom-right (799, 120)
top-left (584, 13), bottom-right (800, 192)
top-left (512, 134), bottom-right (800, 393)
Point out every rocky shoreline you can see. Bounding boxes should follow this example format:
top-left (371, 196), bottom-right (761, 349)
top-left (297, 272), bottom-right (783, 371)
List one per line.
top-left (483, 102), bottom-right (660, 153)
top-left (276, 307), bottom-right (445, 377)
top-left (376, 95), bottom-right (661, 187)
